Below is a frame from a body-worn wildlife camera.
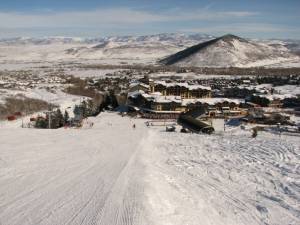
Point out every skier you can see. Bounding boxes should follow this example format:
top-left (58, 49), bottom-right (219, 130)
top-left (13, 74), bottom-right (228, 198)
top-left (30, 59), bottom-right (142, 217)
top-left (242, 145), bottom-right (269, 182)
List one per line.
top-left (252, 128), bottom-right (258, 138)
top-left (133, 124), bottom-right (136, 129)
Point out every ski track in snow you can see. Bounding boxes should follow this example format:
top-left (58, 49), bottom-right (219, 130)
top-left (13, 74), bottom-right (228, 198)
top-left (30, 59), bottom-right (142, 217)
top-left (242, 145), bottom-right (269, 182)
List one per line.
top-left (0, 113), bottom-right (149, 225)
top-left (0, 113), bottom-right (299, 225)
top-left (144, 129), bottom-right (300, 225)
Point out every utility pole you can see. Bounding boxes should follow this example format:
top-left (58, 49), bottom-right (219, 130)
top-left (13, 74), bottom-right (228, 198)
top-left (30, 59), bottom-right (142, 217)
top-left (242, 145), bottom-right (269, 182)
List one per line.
top-left (48, 104), bottom-right (52, 129)
top-left (48, 111), bottom-right (51, 129)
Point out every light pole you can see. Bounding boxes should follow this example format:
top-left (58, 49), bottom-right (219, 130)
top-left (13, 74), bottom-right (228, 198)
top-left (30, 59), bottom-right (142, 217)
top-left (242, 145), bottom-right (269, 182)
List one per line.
top-left (48, 104), bottom-right (52, 129)
top-left (48, 111), bottom-right (51, 129)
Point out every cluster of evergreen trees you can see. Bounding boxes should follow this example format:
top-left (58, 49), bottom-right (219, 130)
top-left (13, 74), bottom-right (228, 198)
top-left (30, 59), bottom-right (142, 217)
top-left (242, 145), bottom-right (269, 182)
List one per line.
top-left (35, 109), bottom-right (70, 129)
top-left (73, 99), bottom-right (104, 119)
top-left (283, 96), bottom-right (300, 108)
top-left (34, 91), bottom-right (120, 129)
top-left (249, 95), bottom-right (270, 107)
top-left (72, 98), bottom-right (111, 125)
top-left (256, 75), bottom-right (299, 86)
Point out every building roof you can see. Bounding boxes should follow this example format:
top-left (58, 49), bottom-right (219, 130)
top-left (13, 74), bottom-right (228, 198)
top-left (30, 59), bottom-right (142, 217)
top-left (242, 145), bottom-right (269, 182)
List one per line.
top-left (182, 98), bottom-right (244, 106)
top-left (127, 90), bottom-right (145, 98)
top-left (142, 92), bottom-right (182, 104)
top-left (154, 81), bottom-right (211, 91)
top-left (141, 92), bottom-right (243, 106)
top-left (236, 83), bottom-right (272, 93)
top-left (253, 93), bottom-right (295, 101)
top-left (129, 82), bottom-right (150, 89)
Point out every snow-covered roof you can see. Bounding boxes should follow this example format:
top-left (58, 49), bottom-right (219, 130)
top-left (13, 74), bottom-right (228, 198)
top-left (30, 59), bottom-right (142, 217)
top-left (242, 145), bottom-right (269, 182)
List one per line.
top-left (127, 90), bottom-right (145, 98)
top-left (154, 81), bottom-right (211, 91)
top-left (182, 98), bottom-right (244, 106)
top-left (273, 85), bottom-right (300, 96)
top-left (129, 82), bottom-right (150, 89)
top-left (141, 92), bottom-right (182, 104)
top-left (253, 93), bottom-right (295, 101)
top-left (237, 83), bottom-right (272, 92)
top-left (141, 92), bottom-right (243, 106)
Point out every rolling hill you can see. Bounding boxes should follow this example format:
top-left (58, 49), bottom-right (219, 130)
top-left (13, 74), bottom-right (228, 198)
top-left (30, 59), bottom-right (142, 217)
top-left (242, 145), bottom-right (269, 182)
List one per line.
top-left (160, 34), bottom-right (300, 67)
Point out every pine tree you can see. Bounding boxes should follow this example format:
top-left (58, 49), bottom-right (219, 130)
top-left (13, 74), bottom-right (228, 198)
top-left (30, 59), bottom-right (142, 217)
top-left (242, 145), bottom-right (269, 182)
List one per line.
top-left (87, 99), bottom-right (95, 116)
top-left (35, 117), bottom-right (48, 129)
top-left (55, 109), bottom-right (64, 128)
top-left (81, 100), bottom-right (88, 118)
top-left (74, 105), bottom-right (81, 116)
top-left (64, 110), bottom-right (69, 125)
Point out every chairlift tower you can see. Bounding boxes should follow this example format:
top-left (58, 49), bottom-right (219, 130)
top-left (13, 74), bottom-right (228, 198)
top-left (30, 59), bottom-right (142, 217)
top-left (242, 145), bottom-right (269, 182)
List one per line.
top-left (47, 104), bottom-right (53, 129)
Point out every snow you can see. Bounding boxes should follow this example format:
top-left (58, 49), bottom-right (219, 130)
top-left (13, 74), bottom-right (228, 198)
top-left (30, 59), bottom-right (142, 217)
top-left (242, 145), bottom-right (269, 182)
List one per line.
top-left (1, 112), bottom-right (299, 225)
top-left (1, 32), bottom-right (300, 224)
top-left (65, 68), bottom-right (129, 78)
top-left (254, 93), bottom-right (296, 101)
top-left (129, 82), bottom-right (150, 90)
top-left (128, 90), bottom-right (146, 99)
top-left (144, 128), bottom-right (300, 225)
top-left (0, 113), bottom-right (149, 225)
top-left (168, 37), bottom-right (300, 68)
top-left (0, 33), bottom-right (210, 67)
top-left (154, 80), bottom-right (211, 90)
top-left (182, 97), bottom-right (244, 106)
top-left (137, 91), bottom-right (243, 106)
top-left (146, 93), bottom-right (182, 104)
top-left (0, 87), bottom-right (83, 118)
top-left (237, 83), bottom-right (273, 92)
top-left (274, 85), bottom-right (300, 96)
top-left (0, 34), bottom-right (299, 69)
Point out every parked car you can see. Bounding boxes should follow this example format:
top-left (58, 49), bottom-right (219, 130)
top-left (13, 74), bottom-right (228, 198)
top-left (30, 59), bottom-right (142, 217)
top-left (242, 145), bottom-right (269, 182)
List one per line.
top-left (166, 125), bottom-right (176, 132)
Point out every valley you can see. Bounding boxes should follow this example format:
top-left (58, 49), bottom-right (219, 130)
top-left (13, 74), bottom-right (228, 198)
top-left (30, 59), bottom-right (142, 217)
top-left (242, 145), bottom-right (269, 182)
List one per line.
top-left (1, 32), bottom-right (300, 225)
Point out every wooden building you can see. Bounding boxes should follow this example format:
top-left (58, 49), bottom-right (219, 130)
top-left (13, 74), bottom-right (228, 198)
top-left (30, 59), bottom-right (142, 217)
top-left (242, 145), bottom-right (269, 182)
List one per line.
top-left (149, 81), bottom-right (211, 99)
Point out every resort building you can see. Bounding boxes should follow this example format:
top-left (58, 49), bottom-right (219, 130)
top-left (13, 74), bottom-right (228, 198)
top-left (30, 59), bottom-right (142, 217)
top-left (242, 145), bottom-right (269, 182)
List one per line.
top-left (149, 81), bottom-right (212, 99)
top-left (127, 80), bottom-right (248, 118)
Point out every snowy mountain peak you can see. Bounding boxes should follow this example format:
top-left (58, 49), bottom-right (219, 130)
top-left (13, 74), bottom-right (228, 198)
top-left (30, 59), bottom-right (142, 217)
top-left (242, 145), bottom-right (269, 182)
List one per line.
top-left (219, 34), bottom-right (245, 41)
top-left (160, 34), bottom-right (299, 68)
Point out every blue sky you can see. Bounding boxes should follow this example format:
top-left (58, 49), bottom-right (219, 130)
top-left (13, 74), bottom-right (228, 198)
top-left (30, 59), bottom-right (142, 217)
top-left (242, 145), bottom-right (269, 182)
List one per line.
top-left (0, 0), bottom-right (299, 39)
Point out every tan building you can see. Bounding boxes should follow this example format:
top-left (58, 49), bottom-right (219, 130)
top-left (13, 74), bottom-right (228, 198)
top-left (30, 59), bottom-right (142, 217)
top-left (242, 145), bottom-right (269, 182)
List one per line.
top-left (149, 81), bottom-right (211, 99)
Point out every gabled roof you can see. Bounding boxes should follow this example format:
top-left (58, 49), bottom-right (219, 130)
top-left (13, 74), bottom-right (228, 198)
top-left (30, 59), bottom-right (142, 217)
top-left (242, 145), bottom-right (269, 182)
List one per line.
top-left (129, 82), bottom-right (150, 89)
top-left (141, 92), bottom-right (243, 106)
top-left (154, 81), bottom-right (211, 91)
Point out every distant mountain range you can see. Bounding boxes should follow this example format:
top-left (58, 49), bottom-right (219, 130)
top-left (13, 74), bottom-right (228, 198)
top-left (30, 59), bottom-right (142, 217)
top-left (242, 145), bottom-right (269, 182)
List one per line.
top-left (0, 33), bottom-right (299, 67)
top-left (0, 33), bottom-right (213, 45)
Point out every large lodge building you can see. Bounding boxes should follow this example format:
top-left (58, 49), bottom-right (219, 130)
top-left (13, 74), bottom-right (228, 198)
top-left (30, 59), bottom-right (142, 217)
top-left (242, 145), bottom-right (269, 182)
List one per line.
top-left (127, 79), bottom-right (244, 119)
top-left (150, 81), bottom-right (211, 99)
top-left (127, 76), bottom-right (297, 119)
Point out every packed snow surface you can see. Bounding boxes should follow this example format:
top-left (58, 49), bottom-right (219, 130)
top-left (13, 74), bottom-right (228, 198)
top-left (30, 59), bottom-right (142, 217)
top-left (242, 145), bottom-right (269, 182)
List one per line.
top-left (0, 112), bottom-right (299, 225)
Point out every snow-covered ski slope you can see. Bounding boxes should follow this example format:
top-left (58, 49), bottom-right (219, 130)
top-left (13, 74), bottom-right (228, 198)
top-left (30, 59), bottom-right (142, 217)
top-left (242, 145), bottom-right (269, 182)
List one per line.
top-left (0, 112), bottom-right (299, 225)
top-left (0, 113), bottom-right (150, 225)
top-left (145, 129), bottom-right (300, 225)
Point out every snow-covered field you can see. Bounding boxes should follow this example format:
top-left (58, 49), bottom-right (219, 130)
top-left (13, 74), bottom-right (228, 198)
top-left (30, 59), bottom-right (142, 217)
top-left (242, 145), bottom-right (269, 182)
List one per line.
top-left (0, 88), bottom-right (83, 120)
top-left (0, 34), bottom-right (299, 68)
top-left (64, 68), bottom-right (130, 78)
top-left (0, 34), bottom-right (203, 67)
top-left (0, 112), bottom-right (299, 225)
